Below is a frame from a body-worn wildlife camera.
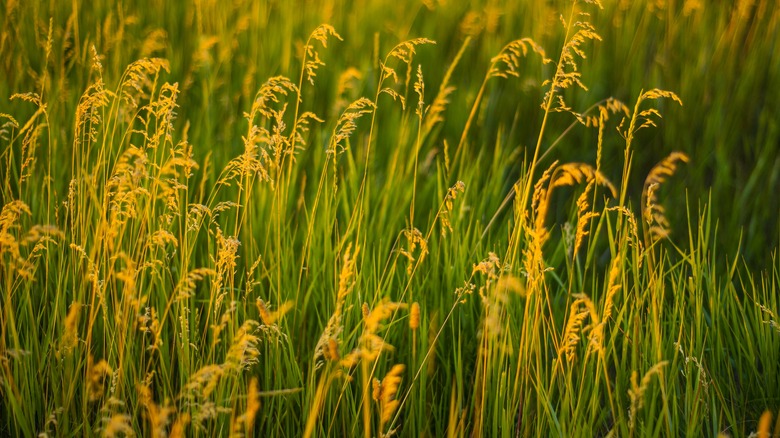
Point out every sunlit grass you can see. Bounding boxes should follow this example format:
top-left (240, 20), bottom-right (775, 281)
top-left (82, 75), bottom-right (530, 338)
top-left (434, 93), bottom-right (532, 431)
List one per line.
top-left (1, 0), bottom-right (779, 436)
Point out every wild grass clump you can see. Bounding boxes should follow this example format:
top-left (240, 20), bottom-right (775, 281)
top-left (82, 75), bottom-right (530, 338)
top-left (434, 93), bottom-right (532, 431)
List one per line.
top-left (1, 0), bottom-right (779, 436)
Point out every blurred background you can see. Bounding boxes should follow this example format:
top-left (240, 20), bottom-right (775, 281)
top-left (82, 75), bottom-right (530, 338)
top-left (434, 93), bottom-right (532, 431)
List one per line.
top-left (2, 0), bottom-right (778, 264)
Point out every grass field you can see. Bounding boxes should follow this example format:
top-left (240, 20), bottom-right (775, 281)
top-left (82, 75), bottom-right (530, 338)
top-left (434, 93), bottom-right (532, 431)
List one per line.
top-left (1, 0), bottom-right (779, 436)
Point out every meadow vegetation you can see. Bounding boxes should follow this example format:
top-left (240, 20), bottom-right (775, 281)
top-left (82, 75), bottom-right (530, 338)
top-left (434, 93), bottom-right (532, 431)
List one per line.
top-left (1, 0), bottom-right (779, 436)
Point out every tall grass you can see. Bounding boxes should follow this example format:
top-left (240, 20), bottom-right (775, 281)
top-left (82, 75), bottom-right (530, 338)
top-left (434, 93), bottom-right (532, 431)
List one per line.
top-left (1, 0), bottom-right (779, 436)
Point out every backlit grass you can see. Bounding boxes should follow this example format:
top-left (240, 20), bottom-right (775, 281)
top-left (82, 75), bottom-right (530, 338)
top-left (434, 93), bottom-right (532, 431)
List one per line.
top-left (1, 0), bottom-right (779, 436)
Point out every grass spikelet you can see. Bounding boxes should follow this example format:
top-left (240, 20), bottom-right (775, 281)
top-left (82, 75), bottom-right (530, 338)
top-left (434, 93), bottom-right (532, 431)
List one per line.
top-left (756, 302), bottom-right (780, 333)
top-left (439, 181), bottom-right (465, 236)
top-left (495, 275), bottom-right (526, 297)
top-left (233, 377), bottom-right (261, 436)
top-left (606, 206), bottom-right (644, 257)
top-left (573, 293), bottom-right (603, 355)
top-left (101, 412), bottom-right (134, 438)
top-left (0, 200), bottom-right (31, 233)
top-left (642, 152), bottom-right (689, 243)
top-left (137, 383), bottom-right (174, 438)
top-left (572, 181), bottom-right (599, 258)
top-left (245, 378), bottom-right (261, 432)
top-left (602, 258), bottom-right (621, 322)
top-left (119, 57), bottom-right (170, 110)
top-left (212, 229), bottom-right (240, 313)
top-left (256, 300), bottom-right (294, 326)
top-left (183, 364), bottom-right (224, 400)
top-left (532, 162), bottom-right (615, 270)
top-left (329, 99), bottom-right (375, 156)
top-left (0, 113), bottom-right (20, 141)
top-left (0, 200), bottom-right (38, 285)
top-left (628, 361), bottom-right (668, 431)
top-left (313, 244), bottom-right (358, 365)
top-left (338, 244), bottom-right (359, 300)
top-left (376, 364), bottom-right (405, 436)
top-left (422, 37), bottom-right (469, 135)
top-left (623, 88), bottom-right (683, 139)
top-left (379, 38), bottom-right (436, 109)
top-left (169, 413), bottom-right (190, 438)
top-left (399, 228), bottom-right (428, 275)
top-left (364, 300), bottom-right (406, 334)
top-left (224, 321), bottom-right (261, 372)
top-left (530, 160), bottom-right (559, 244)
top-left (550, 162), bottom-right (617, 197)
top-left (303, 24), bottom-right (343, 86)
top-left (324, 338), bottom-right (341, 361)
top-left (176, 268), bottom-right (216, 299)
top-left (334, 67), bottom-right (363, 110)
top-left (489, 38), bottom-right (548, 79)
top-left (756, 410), bottom-right (772, 438)
top-left (542, 1), bottom-right (603, 113)
top-left (559, 297), bottom-right (590, 363)
top-left (87, 356), bottom-right (114, 401)
top-left (473, 252), bottom-right (501, 278)
top-left (576, 97), bottom-right (630, 128)
top-left (360, 333), bottom-right (396, 362)
top-left (57, 302), bottom-right (80, 358)
top-left (409, 302), bottom-right (420, 331)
